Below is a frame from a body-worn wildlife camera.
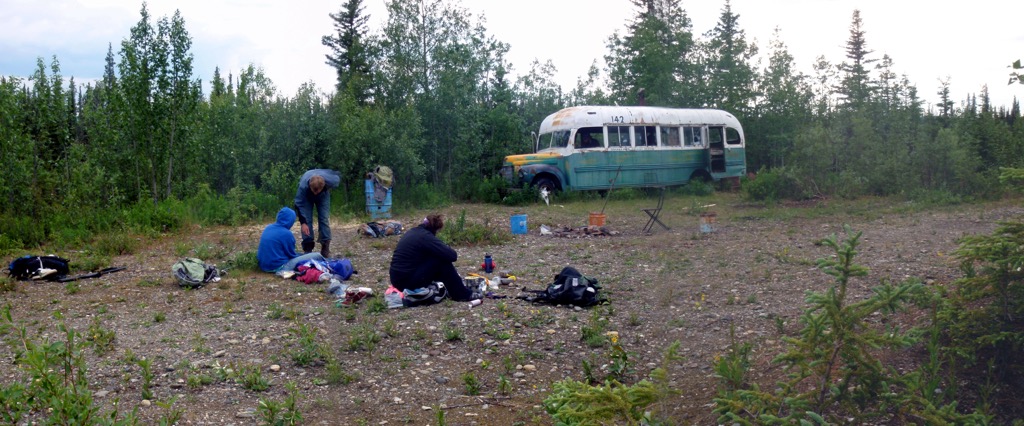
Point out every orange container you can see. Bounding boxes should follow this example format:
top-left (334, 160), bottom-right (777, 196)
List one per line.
top-left (589, 212), bottom-right (606, 227)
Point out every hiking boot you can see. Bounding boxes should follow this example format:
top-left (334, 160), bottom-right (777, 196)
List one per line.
top-left (320, 240), bottom-right (331, 259)
top-left (301, 240), bottom-right (315, 253)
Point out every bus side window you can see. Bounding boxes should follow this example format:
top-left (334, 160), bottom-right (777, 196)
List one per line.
top-left (683, 126), bottom-right (701, 147)
top-left (660, 126), bottom-right (680, 147)
top-left (608, 126), bottom-right (631, 147)
top-left (636, 126), bottom-right (656, 147)
top-left (576, 127), bottom-right (604, 149)
top-left (726, 127), bottom-right (742, 145)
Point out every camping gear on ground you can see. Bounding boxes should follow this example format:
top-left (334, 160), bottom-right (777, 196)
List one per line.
top-left (6, 255), bottom-right (71, 281)
top-left (336, 287), bottom-right (374, 307)
top-left (463, 274), bottom-right (489, 294)
top-left (326, 258), bottom-right (356, 280)
top-left (591, 166), bottom-right (621, 227)
top-left (402, 282), bottom-right (449, 307)
top-left (384, 286), bottom-right (405, 309)
top-left (700, 212), bottom-right (717, 233)
top-left (57, 267), bottom-right (126, 283)
top-left (518, 266), bottom-right (603, 307)
top-left (327, 279), bottom-right (348, 296)
top-left (642, 187), bottom-right (670, 233)
top-left (366, 165), bottom-right (394, 219)
top-left (357, 221), bottom-right (403, 238)
top-left (510, 214), bottom-right (528, 235)
top-left (295, 264), bottom-right (326, 284)
top-left (172, 258), bottom-right (221, 289)
top-left (482, 253), bottom-right (494, 273)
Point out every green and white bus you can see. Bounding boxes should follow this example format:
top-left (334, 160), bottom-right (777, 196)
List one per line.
top-left (501, 106), bottom-right (747, 192)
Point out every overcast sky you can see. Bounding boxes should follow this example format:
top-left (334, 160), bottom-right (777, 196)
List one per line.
top-left (2, 0), bottom-right (1022, 110)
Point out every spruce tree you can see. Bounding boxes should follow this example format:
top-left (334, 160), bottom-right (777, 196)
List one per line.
top-left (322, 0), bottom-right (373, 102)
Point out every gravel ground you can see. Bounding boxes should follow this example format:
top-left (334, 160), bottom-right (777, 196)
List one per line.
top-left (1, 193), bottom-right (1020, 425)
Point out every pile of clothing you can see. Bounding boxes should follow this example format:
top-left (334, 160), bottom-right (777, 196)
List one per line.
top-left (277, 258), bottom-right (371, 306)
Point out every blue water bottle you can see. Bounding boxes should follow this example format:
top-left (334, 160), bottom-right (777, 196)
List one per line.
top-left (483, 253), bottom-right (494, 273)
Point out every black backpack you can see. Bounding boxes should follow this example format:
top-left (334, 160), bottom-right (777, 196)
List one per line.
top-left (6, 255), bottom-right (71, 281)
top-left (402, 282), bottom-right (449, 307)
top-left (520, 266), bottom-right (603, 307)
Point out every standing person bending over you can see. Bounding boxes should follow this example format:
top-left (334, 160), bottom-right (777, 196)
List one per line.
top-left (257, 207), bottom-right (325, 273)
top-left (294, 169), bottom-right (341, 258)
top-left (389, 214), bottom-right (478, 301)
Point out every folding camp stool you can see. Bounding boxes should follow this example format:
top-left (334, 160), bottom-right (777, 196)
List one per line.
top-left (642, 187), bottom-right (670, 233)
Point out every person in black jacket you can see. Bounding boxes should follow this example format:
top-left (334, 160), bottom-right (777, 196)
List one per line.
top-left (389, 214), bottom-right (476, 301)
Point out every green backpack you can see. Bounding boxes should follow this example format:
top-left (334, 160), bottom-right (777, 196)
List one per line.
top-left (171, 258), bottom-right (220, 289)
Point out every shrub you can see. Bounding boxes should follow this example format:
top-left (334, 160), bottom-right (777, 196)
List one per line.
top-left (712, 226), bottom-right (987, 424)
top-left (438, 210), bottom-right (512, 247)
top-left (0, 308), bottom-right (139, 425)
top-left (257, 382), bottom-right (303, 425)
top-left (544, 341), bottom-right (682, 425)
top-left (743, 166), bottom-right (805, 202)
top-left (229, 250), bottom-right (260, 273)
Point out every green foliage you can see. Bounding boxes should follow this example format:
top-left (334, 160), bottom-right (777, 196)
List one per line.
top-left (941, 215), bottom-right (1024, 410)
top-left (87, 318), bottom-right (117, 356)
top-left (290, 321), bottom-right (329, 367)
top-left (72, 252), bottom-right (112, 273)
top-left (712, 225), bottom-right (993, 424)
top-left (712, 326), bottom-right (752, 394)
top-left (0, 215), bottom-right (48, 249)
top-left (0, 277), bottom-right (16, 293)
top-left (743, 166), bottom-right (806, 202)
top-left (137, 357), bottom-right (154, 400)
top-left (257, 382), bottom-right (303, 425)
top-left (236, 363), bottom-right (271, 392)
top-left (543, 341), bottom-right (683, 425)
top-left (455, 174), bottom-right (510, 203)
top-left (229, 250), bottom-right (260, 273)
top-left (580, 310), bottom-right (609, 348)
top-left (0, 308), bottom-right (139, 425)
top-left (91, 232), bottom-right (141, 256)
top-left (462, 371), bottom-right (481, 396)
top-left (1010, 59), bottom-right (1024, 85)
top-left (156, 397), bottom-right (184, 426)
top-left (345, 324), bottom-right (381, 352)
top-left (499, 184), bottom-right (542, 206)
top-left (324, 357), bottom-right (358, 385)
top-left (443, 325), bottom-right (463, 342)
top-left (998, 166), bottom-right (1024, 189)
top-left (395, 183), bottom-right (449, 211)
top-left (544, 379), bottom-right (661, 425)
top-left (437, 209), bottom-right (513, 247)
top-left (673, 181), bottom-right (715, 197)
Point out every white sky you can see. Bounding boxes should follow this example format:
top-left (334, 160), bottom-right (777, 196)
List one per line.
top-left (2, 0), bottom-right (1022, 110)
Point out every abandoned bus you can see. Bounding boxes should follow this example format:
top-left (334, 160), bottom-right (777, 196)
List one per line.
top-left (500, 106), bottom-right (746, 192)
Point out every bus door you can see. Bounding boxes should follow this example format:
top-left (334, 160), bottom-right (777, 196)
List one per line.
top-left (567, 127), bottom-right (607, 189)
top-left (708, 126), bottom-right (726, 174)
top-left (723, 127), bottom-right (745, 176)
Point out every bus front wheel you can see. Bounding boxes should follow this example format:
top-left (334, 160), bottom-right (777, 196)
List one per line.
top-left (534, 177), bottom-right (559, 194)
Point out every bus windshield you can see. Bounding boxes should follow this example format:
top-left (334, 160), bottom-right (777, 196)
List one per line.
top-left (537, 130), bottom-right (570, 151)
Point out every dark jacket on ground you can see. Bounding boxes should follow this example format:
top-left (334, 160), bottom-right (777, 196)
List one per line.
top-left (389, 225), bottom-right (473, 300)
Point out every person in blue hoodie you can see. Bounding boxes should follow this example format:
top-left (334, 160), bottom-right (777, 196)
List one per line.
top-left (257, 207), bottom-right (325, 273)
top-left (294, 169), bottom-right (342, 258)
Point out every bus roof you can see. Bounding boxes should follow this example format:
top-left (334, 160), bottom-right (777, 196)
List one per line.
top-left (539, 106), bottom-right (742, 132)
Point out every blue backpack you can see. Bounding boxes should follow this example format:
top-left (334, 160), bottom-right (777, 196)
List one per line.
top-left (327, 258), bottom-right (356, 280)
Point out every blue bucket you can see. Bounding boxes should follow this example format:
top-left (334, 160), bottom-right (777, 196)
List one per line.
top-left (510, 214), bottom-right (528, 235)
top-left (365, 179), bottom-right (392, 219)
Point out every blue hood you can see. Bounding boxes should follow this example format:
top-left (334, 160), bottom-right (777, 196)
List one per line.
top-left (275, 207), bottom-right (296, 227)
